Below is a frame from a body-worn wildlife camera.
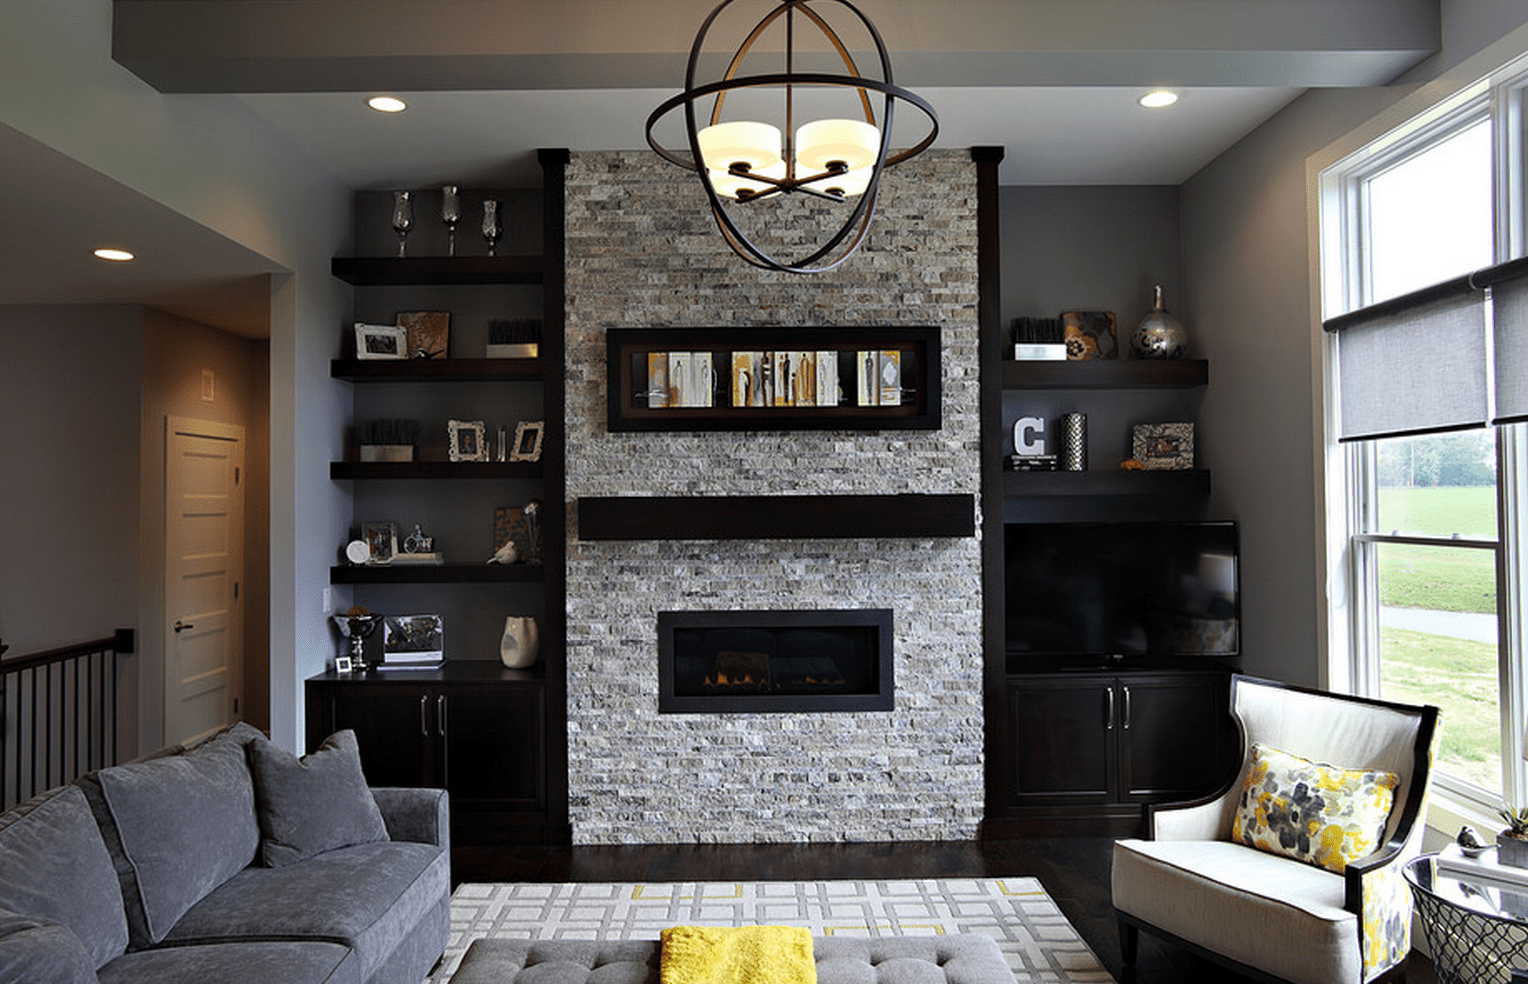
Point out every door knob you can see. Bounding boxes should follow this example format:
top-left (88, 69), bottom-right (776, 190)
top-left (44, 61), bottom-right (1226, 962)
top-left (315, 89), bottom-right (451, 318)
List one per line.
top-left (173, 620), bottom-right (194, 633)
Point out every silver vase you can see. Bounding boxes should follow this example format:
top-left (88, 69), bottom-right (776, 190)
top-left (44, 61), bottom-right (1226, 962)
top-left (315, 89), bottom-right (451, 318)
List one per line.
top-left (1061, 413), bottom-right (1087, 471)
top-left (1131, 284), bottom-right (1189, 359)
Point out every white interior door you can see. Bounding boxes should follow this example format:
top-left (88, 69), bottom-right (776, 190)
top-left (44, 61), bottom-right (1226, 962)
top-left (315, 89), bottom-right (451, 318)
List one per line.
top-left (164, 416), bottom-right (245, 748)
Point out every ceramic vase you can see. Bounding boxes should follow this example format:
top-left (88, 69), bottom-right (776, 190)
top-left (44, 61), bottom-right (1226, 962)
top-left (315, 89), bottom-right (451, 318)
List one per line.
top-left (499, 616), bottom-right (539, 669)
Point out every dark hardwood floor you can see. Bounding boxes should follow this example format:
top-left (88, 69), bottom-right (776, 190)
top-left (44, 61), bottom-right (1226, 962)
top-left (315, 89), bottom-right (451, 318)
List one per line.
top-left (454, 837), bottom-right (1437, 984)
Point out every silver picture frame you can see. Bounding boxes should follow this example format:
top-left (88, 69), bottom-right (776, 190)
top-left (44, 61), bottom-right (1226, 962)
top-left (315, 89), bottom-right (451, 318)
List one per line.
top-left (355, 322), bottom-right (408, 360)
top-left (510, 420), bottom-right (544, 462)
top-left (448, 419), bottom-right (487, 462)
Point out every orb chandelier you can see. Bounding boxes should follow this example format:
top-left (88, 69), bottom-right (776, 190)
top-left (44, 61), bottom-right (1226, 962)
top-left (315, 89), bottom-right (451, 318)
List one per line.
top-left (645, 0), bottom-right (939, 274)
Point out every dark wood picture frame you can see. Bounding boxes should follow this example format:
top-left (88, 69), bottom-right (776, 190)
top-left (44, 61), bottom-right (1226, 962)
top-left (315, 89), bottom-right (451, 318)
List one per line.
top-left (606, 325), bottom-right (942, 432)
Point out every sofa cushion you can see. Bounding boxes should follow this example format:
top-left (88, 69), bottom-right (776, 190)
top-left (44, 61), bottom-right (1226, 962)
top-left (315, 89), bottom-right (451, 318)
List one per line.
top-left (247, 730), bottom-right (388, 867)
top-left (96, 940), bottom-right (358, 984)
top-left (78, 725), bottom-right (261, 946)
top-left (0, 785), bottom-right (127, 968)
top-left (160, 839), bottom-right (447, 982)
top-left (1113, 838), bottom-right (1359, 984)
top-left (0, 906), bottom-right (97, 984)
top-left (1231, 742), bottom-right (1399, 874)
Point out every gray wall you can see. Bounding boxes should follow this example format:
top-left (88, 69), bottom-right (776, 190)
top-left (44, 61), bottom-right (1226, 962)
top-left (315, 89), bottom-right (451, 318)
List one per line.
top-left (1180, 1), bottom-right (1528, 685)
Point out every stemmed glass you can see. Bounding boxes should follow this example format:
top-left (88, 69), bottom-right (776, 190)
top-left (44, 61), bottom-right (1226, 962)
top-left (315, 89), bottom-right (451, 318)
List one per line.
top-left (482, 199), bottom-right (501, 257)
top-left (391, 191), bottom-right (413, 258)
top-left (440, 185), bottom-right (460, 257)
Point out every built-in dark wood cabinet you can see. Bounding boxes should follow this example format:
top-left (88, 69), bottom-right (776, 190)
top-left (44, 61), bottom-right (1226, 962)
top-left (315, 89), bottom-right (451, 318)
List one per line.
top-left (1002, 668), bottom-right (1237, 836)
top-left (306, 663), bottom-right (550, 843)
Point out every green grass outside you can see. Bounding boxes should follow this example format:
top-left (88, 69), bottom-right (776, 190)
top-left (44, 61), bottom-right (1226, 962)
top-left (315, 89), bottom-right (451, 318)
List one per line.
top-left (1376, 486), bottom-right (1497, 615)
top-left (1381, 626), bottom-right (1500, 793)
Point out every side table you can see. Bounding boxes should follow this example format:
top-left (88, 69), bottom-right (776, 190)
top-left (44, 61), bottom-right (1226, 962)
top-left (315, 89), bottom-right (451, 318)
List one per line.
top-left (1405, 854), bottom-right (1528, 984)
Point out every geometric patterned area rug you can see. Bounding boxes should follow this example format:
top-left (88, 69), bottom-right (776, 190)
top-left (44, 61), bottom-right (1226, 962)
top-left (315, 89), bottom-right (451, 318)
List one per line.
top-left (433, 878), bottom-right (1114, 983)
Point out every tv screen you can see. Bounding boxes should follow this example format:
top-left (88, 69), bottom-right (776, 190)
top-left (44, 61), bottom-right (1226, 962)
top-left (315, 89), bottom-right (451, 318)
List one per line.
top-left (1005, 521), bottom-right (1240, 658)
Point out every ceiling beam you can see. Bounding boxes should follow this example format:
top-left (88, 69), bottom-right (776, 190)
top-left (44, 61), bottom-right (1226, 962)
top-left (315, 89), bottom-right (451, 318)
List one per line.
top-left (114, 0), bottom-right (1438, 93)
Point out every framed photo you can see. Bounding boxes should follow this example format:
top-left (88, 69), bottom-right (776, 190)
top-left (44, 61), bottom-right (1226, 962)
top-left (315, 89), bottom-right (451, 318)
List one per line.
top-left (361, 521), bottom-right (397, 563)
top-left (1132, 422), bottom-right (1195, 470)
top-left (448, 419), bottom-right (487, 462)
top-left (355, 322), bottom-right (407, 360)
top-left (334, 655), bottom-right (354, 674)
top-left (383, 614), bottom-right (444, 662)
top-left (510, 420), bottom-right (545, 462)
top-left (396, 310), bottom-right (450, 359)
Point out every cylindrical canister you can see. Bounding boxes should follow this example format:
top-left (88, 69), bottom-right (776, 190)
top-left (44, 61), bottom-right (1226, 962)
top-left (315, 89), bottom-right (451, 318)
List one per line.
top-left (1060, 412), bottom-right (1087, 471)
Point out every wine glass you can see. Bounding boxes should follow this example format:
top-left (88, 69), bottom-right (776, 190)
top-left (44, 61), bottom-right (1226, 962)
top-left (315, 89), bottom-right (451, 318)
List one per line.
top-left (440, 185), bottom-right (460, 257)
top-left (391, 191), bottom-right (413, 258)
top-left (482, 199), bottom-right (501, 257)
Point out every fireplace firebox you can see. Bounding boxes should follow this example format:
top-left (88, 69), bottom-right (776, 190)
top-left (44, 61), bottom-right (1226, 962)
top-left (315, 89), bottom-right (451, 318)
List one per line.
top-left (657, 609), bottom-right (893, 713)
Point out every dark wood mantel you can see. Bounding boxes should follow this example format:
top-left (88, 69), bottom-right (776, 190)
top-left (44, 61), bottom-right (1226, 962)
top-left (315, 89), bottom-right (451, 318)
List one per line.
top-left (576, 493), bottom-right (976, 541)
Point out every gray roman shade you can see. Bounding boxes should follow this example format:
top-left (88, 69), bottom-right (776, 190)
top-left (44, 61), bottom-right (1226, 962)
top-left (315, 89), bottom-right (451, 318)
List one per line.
top-left (1327, 289), bottom-right (1489, 442)
top-left (1494, 273), bottom-right (1528, 424)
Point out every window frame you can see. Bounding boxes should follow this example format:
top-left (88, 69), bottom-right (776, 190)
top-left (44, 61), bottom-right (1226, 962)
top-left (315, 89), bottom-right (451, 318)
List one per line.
top-left (1321, 62), bottom-right (1528, 816)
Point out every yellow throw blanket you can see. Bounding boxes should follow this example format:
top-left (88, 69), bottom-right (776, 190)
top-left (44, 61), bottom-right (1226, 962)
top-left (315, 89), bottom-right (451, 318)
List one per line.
top-left (659, 925), bottom-right (817, 984)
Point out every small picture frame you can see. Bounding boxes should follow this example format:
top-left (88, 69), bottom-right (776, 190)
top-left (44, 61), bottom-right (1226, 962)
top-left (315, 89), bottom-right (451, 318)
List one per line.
top-left (355, 322), bottom-right (408, 360)
top-left (1131, 422), bottom-right (1195, 470)
top-left (361, 521), bottom-right (397, 563)
top-left (448, 419), bottom-right (488, 462)
top-left (510, 421), bottom-right (545, 462)
top-left (383, 614), bottom-right (445, 662)
top-left (334, 655), bottom-right (354, 674)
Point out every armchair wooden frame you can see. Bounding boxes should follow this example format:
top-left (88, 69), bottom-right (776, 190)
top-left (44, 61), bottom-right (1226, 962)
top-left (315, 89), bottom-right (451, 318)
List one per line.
top-left (1115, 674), bottom-right (1439, 984)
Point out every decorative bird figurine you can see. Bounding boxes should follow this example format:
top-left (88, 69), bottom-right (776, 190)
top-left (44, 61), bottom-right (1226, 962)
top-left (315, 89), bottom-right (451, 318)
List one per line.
top-left (487, 539), bottom-right (519, 565)
top-left (1458, 825), bottom-right (1489, 857)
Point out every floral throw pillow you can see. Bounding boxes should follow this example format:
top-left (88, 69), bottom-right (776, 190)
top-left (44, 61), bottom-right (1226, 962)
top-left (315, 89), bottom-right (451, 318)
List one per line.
top-left (1230, 743), bottom-right (1400, 874)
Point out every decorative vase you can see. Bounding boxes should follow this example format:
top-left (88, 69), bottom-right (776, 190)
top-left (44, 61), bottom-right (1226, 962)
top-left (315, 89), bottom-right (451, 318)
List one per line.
top-left (499, 616), bottom-right (539, 669)
top-left (1130, 285), bottom-right (1189, 359)
top-left (1500, 831), bottom-right (1528, 868)
top-left (1060, 413), bottom-right (1087, 471)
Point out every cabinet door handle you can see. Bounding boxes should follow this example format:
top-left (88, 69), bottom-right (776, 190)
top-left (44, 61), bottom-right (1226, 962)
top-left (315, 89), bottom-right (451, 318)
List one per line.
top-left (420, 695), bottom-right (429, 737)
top-left (1105, 687), bottom-right (1115, 730)
top-left (437, 694), bottom-right (447, 737)
top-left (1122, 686), bottom-right (1132, 730)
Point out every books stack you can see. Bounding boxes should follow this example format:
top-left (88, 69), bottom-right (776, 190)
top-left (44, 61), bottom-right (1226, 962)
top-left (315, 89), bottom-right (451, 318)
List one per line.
top-left (377, 652), bottom-right (443, 670)
top-left (1005, 454), bottom-right (1059, 472)
top-left (1435, 842), bottom-right (1528, 893)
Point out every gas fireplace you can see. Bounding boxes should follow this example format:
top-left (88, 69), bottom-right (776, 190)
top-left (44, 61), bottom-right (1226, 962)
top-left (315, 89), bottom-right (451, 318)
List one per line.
top-left (657, 609), bottom-right (893, 713)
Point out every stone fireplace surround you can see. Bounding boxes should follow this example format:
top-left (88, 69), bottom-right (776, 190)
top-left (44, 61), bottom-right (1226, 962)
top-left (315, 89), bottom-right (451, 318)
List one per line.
top-left (563, 150), bottom-right (983, 844)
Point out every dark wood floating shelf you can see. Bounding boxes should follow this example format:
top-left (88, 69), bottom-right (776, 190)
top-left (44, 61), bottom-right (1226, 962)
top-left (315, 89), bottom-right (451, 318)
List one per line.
top-left (330, 255), bottom-right (543, 286)
top-left (578, 493), bottom-right (975, 541)
top-left (1003, 359), bottom-right (1208, 390)
top-left (331, 358), bottom-right (543, 382)
top-left (330, 564), bottom-right (546, 585)
top-left (1003, 469), bottom-right (1211, 497)
top-left (329, 461), bottom-right (542, 481)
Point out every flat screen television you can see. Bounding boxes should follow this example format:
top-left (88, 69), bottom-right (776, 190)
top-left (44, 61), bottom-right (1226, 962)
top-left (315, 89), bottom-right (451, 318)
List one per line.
top-left (1005, 521), bottom-right (1240, 658)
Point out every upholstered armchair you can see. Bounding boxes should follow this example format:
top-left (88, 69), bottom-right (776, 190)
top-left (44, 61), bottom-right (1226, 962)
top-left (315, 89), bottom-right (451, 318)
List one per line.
top-left (1112, 674), bottom-right (1439, 984)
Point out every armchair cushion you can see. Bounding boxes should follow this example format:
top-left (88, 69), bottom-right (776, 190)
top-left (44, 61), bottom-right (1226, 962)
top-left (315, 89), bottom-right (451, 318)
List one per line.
top-left (1231, 743), bottom-right (1399, 874)
top-left (1113, 838), bottom-right (1360, 984)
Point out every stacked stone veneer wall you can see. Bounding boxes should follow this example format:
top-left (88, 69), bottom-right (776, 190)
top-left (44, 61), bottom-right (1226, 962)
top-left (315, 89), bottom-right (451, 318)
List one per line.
top-left (564, 150), bottom-right (983, 843)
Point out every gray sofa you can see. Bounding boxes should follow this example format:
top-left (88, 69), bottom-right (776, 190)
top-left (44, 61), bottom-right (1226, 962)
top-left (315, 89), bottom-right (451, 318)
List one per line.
top-left (0, 723), bottom-right (449, 984)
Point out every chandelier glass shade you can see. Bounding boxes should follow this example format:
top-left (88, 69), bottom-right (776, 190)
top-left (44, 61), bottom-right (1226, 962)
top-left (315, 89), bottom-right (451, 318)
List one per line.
top-left (645, 0), bottom-right (939, 273)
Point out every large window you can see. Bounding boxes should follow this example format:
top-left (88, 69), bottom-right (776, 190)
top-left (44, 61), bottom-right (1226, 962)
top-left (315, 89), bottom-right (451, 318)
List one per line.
top-left (1323, 70), bottom-right (1527, 812)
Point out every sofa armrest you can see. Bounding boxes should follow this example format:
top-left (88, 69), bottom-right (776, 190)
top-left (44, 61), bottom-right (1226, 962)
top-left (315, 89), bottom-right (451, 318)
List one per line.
top-left (371, 787), bottom-right (450, 853)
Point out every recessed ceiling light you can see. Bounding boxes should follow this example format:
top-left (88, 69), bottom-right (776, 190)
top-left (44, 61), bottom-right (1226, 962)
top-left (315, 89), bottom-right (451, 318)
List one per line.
top-left (1138, 90), bottom-right (1179, 109)
top-left (93, 248), bottom-right (135, 262)
top-left (367, 95), bottom-right (407, 114)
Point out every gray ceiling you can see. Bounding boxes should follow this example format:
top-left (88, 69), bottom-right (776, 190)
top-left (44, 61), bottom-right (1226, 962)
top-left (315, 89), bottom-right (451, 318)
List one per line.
top-left (0, 0), bottom-right (1440, 336)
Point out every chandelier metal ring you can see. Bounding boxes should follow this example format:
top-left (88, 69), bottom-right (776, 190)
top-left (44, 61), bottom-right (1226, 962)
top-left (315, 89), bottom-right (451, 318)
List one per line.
top-left (645, 0), bottom-right (939, 274)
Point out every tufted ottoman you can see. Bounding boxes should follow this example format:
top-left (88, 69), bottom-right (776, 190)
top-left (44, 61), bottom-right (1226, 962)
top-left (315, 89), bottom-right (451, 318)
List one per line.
top-left (448, 935), bottom-right (1017, 984)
